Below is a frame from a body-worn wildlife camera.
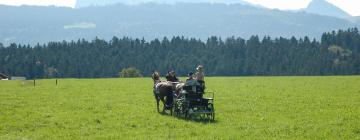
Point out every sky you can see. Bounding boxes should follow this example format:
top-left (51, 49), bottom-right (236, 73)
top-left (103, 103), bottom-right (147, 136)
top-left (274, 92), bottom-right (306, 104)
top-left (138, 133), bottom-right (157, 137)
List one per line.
top-left (0, 0), bottom-right (359, 16)
top-left (242, 0), bottom-right (360, 16)
top-left (0, 0), bottom-right (76, 8)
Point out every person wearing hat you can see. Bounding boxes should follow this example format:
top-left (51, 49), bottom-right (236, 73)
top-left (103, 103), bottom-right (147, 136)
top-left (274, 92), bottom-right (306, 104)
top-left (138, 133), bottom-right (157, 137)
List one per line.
top-left (194, 65), bottom-right (204, 81)
top-left (194, 65), bottom-right (205, 92)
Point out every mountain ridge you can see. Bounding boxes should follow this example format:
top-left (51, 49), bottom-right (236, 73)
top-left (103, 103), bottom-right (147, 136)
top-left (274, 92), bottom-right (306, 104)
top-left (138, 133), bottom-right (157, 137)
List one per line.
top-left (0, 3), bottom-right (358, 46)
top-left (75, 0), bottom-right (263, 8)
top-left (304, 0), bottom-right (351, 19)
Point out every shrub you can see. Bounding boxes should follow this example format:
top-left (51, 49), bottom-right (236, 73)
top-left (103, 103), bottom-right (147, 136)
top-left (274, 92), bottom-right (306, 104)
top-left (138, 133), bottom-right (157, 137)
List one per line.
top-left (120, 67), bottom-right (142, 78)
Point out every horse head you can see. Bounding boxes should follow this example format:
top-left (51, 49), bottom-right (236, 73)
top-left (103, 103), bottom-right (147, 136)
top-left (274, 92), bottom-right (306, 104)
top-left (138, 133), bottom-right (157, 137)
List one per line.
top-left (152, 71), bottom-right (161, 84)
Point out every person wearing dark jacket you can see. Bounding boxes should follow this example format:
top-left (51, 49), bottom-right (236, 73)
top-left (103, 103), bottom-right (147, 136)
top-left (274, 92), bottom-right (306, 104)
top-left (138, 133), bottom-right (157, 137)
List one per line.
top-left (165, 70), bottom-right (179, 105)
top-left (166, 70), bottom-right (179, 82)
top-left (186, 72), bottom-right (194, 82)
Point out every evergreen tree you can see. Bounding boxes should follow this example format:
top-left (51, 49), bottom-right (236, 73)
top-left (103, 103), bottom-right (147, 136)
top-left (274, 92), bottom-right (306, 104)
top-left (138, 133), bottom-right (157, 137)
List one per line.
top-left (0, 28), bottom-right (359, 78)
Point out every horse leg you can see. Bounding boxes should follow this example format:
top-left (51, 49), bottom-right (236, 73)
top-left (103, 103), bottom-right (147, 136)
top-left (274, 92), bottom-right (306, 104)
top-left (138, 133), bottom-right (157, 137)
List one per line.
top-left (155, 96), bottom-right (160, 113)
top-left (160, 97), bottom-right (167, 113)
top-left (154, 90), bottom-right (161, 113)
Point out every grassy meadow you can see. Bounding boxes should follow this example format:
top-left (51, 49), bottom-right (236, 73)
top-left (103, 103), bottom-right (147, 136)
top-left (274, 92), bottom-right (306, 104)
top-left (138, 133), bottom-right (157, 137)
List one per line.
top-left (1, 76), bottom-right (360, 139)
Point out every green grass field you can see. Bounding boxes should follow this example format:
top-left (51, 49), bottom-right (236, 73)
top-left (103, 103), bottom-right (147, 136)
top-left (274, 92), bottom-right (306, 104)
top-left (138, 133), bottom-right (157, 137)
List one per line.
top-left (1, 76), bottom-right (360, 139)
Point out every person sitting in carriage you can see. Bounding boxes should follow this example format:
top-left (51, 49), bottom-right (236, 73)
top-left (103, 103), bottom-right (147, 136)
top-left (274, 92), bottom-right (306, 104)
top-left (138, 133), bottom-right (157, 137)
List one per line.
top-left (186, 72), bottom-right (194, 82)
top-left (165, 70), bottom-right (180, 98)
top-left (194, 65), bottom-right (205, 92)
top-left (165, 70), bottom-right (179, 82)
top-left (185, 72), bottom-right (198, 90)
top-left (174, 72), bottom-right (197, 98)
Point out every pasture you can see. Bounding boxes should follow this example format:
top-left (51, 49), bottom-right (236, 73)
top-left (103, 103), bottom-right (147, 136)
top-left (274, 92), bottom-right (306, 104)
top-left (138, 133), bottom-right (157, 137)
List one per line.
top-left (1, 76), bottom-right (360, 139)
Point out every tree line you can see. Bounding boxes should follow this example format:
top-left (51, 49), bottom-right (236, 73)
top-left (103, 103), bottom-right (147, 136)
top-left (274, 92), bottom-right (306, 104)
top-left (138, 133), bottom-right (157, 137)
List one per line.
top-left (0, 28), bottom-right (359, 79)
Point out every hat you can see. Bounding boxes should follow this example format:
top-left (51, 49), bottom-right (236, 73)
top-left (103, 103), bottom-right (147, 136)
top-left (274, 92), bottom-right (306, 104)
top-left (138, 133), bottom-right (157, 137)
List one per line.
top-left (196, 65), bottom-right (203, 71)
top-left (188, 72), bottom-right (193, 76)
top-left (170, 70), bottom-right (176, 75)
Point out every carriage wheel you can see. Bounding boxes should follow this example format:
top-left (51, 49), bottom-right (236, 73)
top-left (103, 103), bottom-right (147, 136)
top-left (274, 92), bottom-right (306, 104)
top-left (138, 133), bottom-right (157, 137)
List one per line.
top-left (185, 112), bottom-right (189, 119)
top-left (184, 108), bottom-right (189, 119)
top-left (207, 104), bottom-right (215, 121)
top-left (209, 113), bottom-right (215, 121)
top-left (185, 109), bottom-right (193, 120)
top-left (172, 101), bottom-right (181, 117)
top-left (183, 102), bottom-right (191, 119)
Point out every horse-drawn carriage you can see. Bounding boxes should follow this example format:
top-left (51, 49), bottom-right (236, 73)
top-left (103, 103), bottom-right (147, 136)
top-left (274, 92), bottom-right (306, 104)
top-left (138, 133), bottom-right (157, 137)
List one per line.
top-left (152, 71), bottom-right (215, 121)
top-left (171, 80), bottom-right (215, 120)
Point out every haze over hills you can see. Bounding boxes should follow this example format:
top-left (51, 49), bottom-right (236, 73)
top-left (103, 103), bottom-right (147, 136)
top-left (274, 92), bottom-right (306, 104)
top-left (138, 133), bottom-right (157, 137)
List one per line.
top-left (0, 1), bottom-right (359, 46)
top-left (75, 0), bottom-right (259, 8)
top-left (76, 0), bottom-right (354, 19)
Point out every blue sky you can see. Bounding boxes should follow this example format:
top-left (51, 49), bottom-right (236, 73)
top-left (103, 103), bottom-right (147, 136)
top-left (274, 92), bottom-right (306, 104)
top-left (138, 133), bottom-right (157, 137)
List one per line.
top-left (0, 0), bottom-right (359, 16)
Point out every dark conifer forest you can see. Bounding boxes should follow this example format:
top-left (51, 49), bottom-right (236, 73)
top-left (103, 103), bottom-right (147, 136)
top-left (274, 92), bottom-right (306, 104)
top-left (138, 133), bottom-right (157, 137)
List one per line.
top-left (0, 28), bottom-right (359, 78)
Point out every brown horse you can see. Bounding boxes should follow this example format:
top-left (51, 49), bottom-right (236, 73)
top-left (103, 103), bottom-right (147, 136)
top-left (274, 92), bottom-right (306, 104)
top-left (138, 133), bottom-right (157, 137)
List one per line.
top-left (152, 71), bottom-right (174, 113)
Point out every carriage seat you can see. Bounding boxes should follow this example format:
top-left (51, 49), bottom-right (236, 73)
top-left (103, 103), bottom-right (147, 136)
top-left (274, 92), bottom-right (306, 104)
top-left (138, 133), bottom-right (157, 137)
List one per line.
top-left (183, 80), bottom-right (203, 93)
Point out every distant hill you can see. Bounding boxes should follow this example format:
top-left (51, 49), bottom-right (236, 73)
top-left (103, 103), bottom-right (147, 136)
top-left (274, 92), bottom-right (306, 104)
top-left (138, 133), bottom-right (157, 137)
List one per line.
top-left (356, 16), bottom-right (360, 23)
top-left (75, 0), bottom-right (258, 8)
top-left (304, 0), bottom-right (351, 19)
top-left (0, 3), bottom-right (359, 45)
top-left (76, 0), bottom-right (125, 8)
